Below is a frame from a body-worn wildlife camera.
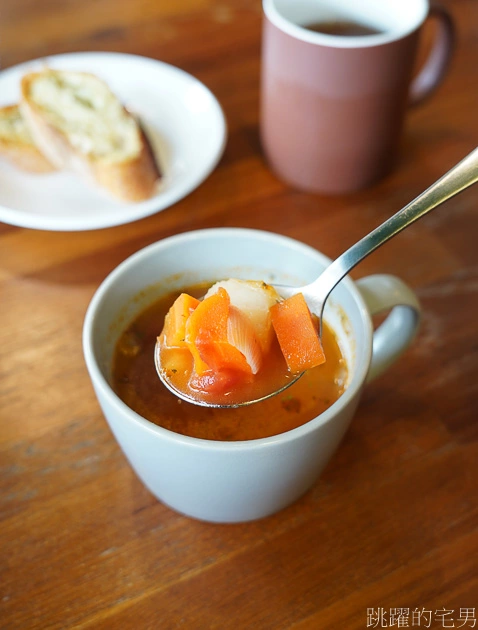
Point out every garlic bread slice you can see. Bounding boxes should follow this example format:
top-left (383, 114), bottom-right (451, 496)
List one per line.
top-left (20, 69), bottom-right (161, 201)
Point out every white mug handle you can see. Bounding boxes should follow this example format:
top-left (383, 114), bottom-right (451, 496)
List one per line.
top-left (356, 274), bottom-right (421, 383)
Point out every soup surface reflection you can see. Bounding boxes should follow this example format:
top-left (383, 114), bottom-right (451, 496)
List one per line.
top-left (111, 285), bottom-right (348, 441)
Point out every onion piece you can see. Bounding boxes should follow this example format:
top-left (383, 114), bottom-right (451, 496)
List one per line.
top-left (205, 279), bottom-right (281, 352)
top-left (227, 306), bottom-right (263, 374)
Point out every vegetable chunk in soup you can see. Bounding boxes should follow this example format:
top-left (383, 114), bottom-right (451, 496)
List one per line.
top-left (111, 282), bottom-right (348, 441)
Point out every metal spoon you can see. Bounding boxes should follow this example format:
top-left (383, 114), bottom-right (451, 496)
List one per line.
top-left (155, 147), bottom-right (478, 407)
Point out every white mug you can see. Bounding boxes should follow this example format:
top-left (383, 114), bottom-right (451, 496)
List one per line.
top-left (83, 228), bottom-right (420, 523)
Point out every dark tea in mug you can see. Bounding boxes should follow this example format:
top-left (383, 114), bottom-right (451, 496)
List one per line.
top-left (303, 20), bottom-right (382, 36)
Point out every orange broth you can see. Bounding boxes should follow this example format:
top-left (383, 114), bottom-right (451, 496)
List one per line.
top-left (111, 285), bottom-right (348, 441)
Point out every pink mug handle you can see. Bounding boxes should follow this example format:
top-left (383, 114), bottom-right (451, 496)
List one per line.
top-left (409, 2), bottom-right (455, 104)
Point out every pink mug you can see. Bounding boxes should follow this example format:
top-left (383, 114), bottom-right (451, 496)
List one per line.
top-left (260, 0), bottom-right (455, 194)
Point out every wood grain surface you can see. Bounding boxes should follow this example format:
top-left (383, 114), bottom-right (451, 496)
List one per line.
top-left (1, 1), bottom-right (477, 628)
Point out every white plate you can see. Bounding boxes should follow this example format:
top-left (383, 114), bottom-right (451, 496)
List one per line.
top-left (0, 52), bottom-right (227, 231)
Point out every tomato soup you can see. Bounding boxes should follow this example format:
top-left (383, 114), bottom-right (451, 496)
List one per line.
top-left (111, 286), bottom-right (348, 441)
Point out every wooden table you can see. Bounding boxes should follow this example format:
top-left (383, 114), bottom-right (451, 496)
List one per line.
top-left (1, 1), bottom-right (477, 628)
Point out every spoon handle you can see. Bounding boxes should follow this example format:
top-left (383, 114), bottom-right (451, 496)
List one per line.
top-left (308, 147), bottom-right (478, 315)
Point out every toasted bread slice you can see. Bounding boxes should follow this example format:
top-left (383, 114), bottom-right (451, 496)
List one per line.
top-left (0, 104), bottom-right (54, 173)
top-left (20, 69), bottom-right (161, 201)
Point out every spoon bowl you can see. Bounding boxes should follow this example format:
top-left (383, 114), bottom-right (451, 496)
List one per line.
top-left (155, 147), bottom-right (478, 408)
top-left (154, 341), bottom-right (303, 407)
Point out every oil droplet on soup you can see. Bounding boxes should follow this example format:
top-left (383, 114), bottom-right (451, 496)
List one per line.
top-left (111, 285), bottom-right (348, 441)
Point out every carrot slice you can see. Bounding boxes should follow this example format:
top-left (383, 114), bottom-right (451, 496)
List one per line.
top-left (161, 293), bottom-right (200, 349)
top-left (185, 288), bottom-right (252, 375)
top-left (270, 293), bottom-right (326, 373)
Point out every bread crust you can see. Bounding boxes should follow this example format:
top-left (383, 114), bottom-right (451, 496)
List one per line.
top-left (20, 71), bottom-right (162, 201)
top-left (0, 104), bottom-right (54, 173)
top-left (93, 126), bottom-right (161, 202)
